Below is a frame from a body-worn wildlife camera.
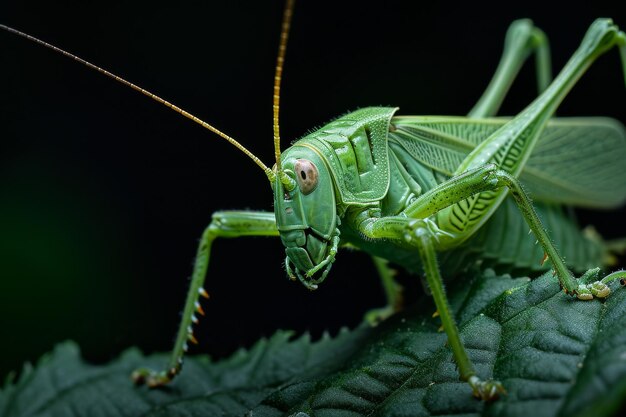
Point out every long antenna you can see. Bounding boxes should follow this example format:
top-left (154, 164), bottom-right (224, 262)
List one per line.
top-left (273, 0), bottom-right (295, 171)
top-left (0, 23), bottom-right (274, 178)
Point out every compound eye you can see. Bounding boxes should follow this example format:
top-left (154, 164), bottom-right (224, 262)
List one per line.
top-left (294, 159), bottom-right (318, 195)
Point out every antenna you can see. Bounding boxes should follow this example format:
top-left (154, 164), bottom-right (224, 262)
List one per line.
top-left (273, 0), bottom-right (295, 172)
top-left (0, 23), bottom-right (274, 178)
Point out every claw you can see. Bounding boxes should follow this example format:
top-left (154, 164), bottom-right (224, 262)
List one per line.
top-left (576, 288), bottom-right (594, 300)
top-left (574, 268), bottom-right (623, 300)
top-left (131, 367), bottom-right (177, 388)
top-left (590, 281), bottom-right (611, 298)
top-left (576, 281), bottom-right (611, 300)
top-left (468, 375), bottom-right (506, 401)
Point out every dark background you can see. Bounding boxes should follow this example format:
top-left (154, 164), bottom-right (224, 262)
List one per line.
top-left (1, 0), bottom-right (625, 380)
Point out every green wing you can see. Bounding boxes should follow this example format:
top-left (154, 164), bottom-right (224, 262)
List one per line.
top-left (389, 116), bottom-right (626, 208)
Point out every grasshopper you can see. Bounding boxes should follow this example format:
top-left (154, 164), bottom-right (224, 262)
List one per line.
top-left (3, 0), bottom-right (626, 401)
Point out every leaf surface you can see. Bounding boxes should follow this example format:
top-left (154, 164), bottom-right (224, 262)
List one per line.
top-left (2, 270), bottom-right (625, 417)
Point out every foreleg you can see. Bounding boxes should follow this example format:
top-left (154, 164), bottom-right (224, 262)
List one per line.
top-left (132, 210), bottom-right (278, 387)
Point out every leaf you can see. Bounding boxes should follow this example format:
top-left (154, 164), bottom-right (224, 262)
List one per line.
top-left (0, 327), bottom-right (372, 417)
top-left (2, 269), bottom-right (626, 417)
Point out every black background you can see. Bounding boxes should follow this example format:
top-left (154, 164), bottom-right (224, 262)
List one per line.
top-left (1, 0), bottom-right (625, 380)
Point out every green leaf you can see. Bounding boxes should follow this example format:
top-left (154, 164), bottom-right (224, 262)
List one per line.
top-left (2, 269), bottom-right (626, 417)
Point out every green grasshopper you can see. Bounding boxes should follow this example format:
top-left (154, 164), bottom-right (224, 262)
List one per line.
top-left (3, 0), bottom-right (626, 401)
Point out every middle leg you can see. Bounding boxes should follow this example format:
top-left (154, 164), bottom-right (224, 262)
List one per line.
top-left (354, 164), bottom-right (620, 399)
top-left (359, 164), bottom-right (613, 298)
